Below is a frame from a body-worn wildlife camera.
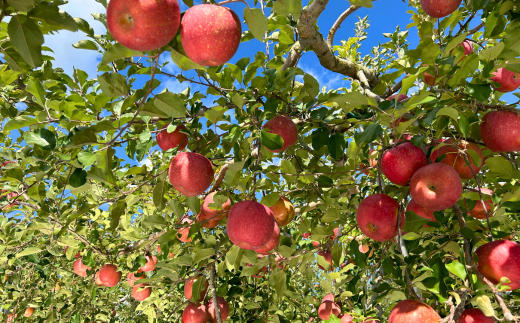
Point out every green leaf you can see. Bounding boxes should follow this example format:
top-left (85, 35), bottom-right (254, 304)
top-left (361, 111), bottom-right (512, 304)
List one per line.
top-left (459, 114), bottom-right (469, 137)
top-left (4, 116), bottom-right (38, 131)
top-left (479, 43), bottom-right (505, 61)
top-left (260, 192), bottom-right (281, 207)
top-left (460, 227), bottom-right (475, 239)
top-left (24, 128), bottom-right (56, 150)
top-left (69, 168), bottom-right (87, 188)
top-left (312, 127), bottom-right (330, 151)
top-left (186, 196), bottom-right (201, 215)
top-left (153, 181), bottom-right (167, 211)
top-left (101, 43), bottom-right (143, 64)
top-left (97, 72), bottom-right (129, 97)
top-left (354, 122), bottom-right (382, 146)
top-left (422, 277), bottom-right (440, 294)
top-left (331, 243), bottom-right (343, 267)
top-left (154, 92), bottom-right (187, 118)
top-left (328, 133), bottom-right (346, 160)
top-left (411, 134), bottom-right (426, 147)
top-left (348, 0), bottom-right (373, 8)
top-left (485, 156), bottom-right (513, 177)
top-left (260, 130), bottom-right (284, 151)
top-left (244, 8), bottom-right (268, 41)
top-left (466, 83), bottom-right (492, 102)
top-left (436, 107), bottom-right (459, 120)
top-left (110, 200), bottom-right (127, 232)
top-left (403, 211), bottom-right (429, 232)
top-left (28, 2), bottom-right (78, 31)
top-left (332, 91), bottom-right (378, 109)
top-left (26, 78), bottom-right (45, 106)
top-left (7, 0), bottom-right (35, 12)
top-left (204, 106), bottom-right (228, 125)
top-left (273, 0), bottom-right (302, 18)
top-left (8, 14), bottom-right (44, 67)
top-left (402, 232), bottom-right (421, 240)
top-left (193, 248), bottom-right (214, 264)
top-left (445, 260), bottom-right (467, 280)
top-left (16, 247), bottom-right (42, 258)
top-left (78, 151), bottom-right (96, 168)
top-left (476, 296), bottom-right (495, 317)
top-left (421, 42), bottom-right (441, 65)
top-left (170, 48), bottom-right (206, 71)
top-left (72, 40), bottom-right (99, 51)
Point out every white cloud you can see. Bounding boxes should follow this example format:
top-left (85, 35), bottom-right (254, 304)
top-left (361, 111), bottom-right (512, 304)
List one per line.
top-left (298, 62), bottom-right (344, 91)
top-left (139, 158), bottom-right (153, 171)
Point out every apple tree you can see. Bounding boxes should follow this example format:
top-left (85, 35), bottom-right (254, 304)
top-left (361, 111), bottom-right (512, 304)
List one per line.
top-left (1, 0), bottom-right (520, 322)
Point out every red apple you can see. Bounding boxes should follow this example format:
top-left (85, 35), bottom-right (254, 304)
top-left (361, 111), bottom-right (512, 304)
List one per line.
top-left (406, 199), bottom-right (436, 222)
top-left (387, 94), bottom-right (409, 102)
top-left (363, 319), bottom-right (381, 323)
top-left (99, 264), bottom-right (122, 287)
top-left (339, 313), bottom-right (354, 323)
top-left (7, 314), bottom-right (15, 323)
top-left (318, 300), bottom-right (341, 321)
top-left (457, 308), bottom-right (495, 323)
top-left (182, 303), bottom-right (209, 323)
top-left (140, 255), bottom-right (158, 272)
top-left (476, 240), bottom-right (520, 290)
top-left (262, 115), bottom-right (298, 153)
top-left (302, 232), bottom-right (311, 239)
top-left (480, 111), bottom-right (520, 153)
top-left (107, 0), bottom-right (180, 51)
top-left (127, 270), bottom-right (144, 287)
top-left (409, 163), bottom-right (462, 211)
top-left (178, 218), bottom-right (194, 243)
top-left (461, 40), bottom-right (474, 56)
top-left (202, 192), bottom-right (232, 221)
top-left (227, 201), bottom-right (276, 250)
top-left (254, 222), bottom-right (280, 254)
top-left (24, 308), bottom-right (35, 318)
top-left (430, 138), bottom-right (483, 179)
top-left (358, 244), bottom-right (374, 257)
top-left (491, 67), bottom-right (520, 93)
top-left (180, 4), bottom-right (241, 66)
top-left (132, 283), bottom-right (152, 301)
top-left (419, 0), bottom-right (462, 18)
top-left (95, 271), bottom-right (105, 286)
top-left (356, 194), bottom-right (404, 242)
top-left (184, 276), bottom-right (209, 303)
top-left (269, 196), bottom-right (295, 226)
top-left (381, 142), bottom-right (428, 186)
top-left (275, 255), bottom-right (287, 270)
top-left (317, 251), bottom-right (333, 271)
top-left (169, 152), bottom-right (214, 197)
top-left (424, 72), bottom-right (437, 86)
top-left (465, 188), bottom-right (494, 220)
top-left (196, 211), bottom-right (221, 228)
top-left (73, 259), bottom-right (90, 277)
top-left (157, 124), bottom-right (188, 151)
top-left (312, 241), bottom-right (321, 248)
top-left (207, 296), bottom-right (230, 323)
top-left (389, 299), bottom-right (441, 323)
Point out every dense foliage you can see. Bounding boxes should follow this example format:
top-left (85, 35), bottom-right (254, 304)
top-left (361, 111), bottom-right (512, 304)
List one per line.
top-left (1, 0), bottom-right (520, 322)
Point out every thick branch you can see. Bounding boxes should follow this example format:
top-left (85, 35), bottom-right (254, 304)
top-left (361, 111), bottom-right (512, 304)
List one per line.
top-left (473, 100), bottom-right (519, 116)
top-left (327, 5), bottom-right (361, 47)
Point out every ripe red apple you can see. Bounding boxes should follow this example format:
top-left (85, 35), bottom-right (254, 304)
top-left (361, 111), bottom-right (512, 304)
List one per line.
top-left (73, 259), bottom-right (90, 277)
top-left (184, 276), bottom-right (209, 303)
top-left (269, 196), bottom-right (295, 226)
top-left (178, 218), bottom-right (194, 243)
top-left (460, 40), bottom-right (474, 56)
top-left (157, 124), bottom-right (188, 151)
top-left (491, 67), bottom-right (520, 92)
top-left (196, 211), bottom-right (220, 228)
top-left (95, 271), bottom-right (105, 286)
top-left (339, 313), bottom-right (354, 323)
top-left (182, 303), bottom-right (209, 323)
top-left (409, 163), bottom-right (463, 211)
top-left (406, 199), bottom-right (436, 222)
top-left (227, 201), bottom-right (276, 250)
top-left (476, 240), bottom-right (520, 290)
top-left (423, 71), bottom-right (437, 86)
top-left (358, 244), bottom-right (374, 257)
top-left (419, 0), bottom-right (462, 18)
top-left (457, 308), bottom-right (495, 323)
top-left (140, 255), bottom-right (158, 272)
top-left (318, 300), bottom-right (341, 321)
top-left (480, 111), bottom-right (520, 153)
top-left (99, 264), bottom-right (122, 287)
top-left (381, 142), bottom-right (428, 186)
top-left (180, 4), bottom-right (241, 66)
top-left (317, 251), bottom-right (333, 271)
top-left (169, 152), bottom-right (214, 197)
top-left (107, 0), bottom-right (180, 51)
top-left (430, 138), bottom-right (483, 179)
top-left (356, 194), bottom-right (404, 242)
top-left (24, 308), bottom-right (34, 317)
top-left (207, 296), bottom-right (230, 323)
top-left (387, 94), bottom-right (409, 102)
top-left (302, 232), bottom-right (311, 239)
top-left (132, 283), bottom-right (152, 301)
top-left (262, 115), bottom-right (298, 153)
top-left (389, 299), bottom-right (441, 323)
top-left (254, 222), bottom-right (280, 254)
top-left (465, 188), bottom-right (494, 220)
top-left (127, 270), bottom-right (144, 287)
top-left (202, 192), bottom-right (232, 221)
top-left (7, 314), bottom-right (15, 323)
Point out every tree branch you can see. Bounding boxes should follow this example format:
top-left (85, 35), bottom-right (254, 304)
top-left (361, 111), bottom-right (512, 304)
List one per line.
top-left (327, 5), bottom-right (361, 47)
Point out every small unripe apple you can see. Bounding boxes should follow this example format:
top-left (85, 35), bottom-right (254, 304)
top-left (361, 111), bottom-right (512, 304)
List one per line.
top-left (480, 111), bottom-right (520, 153)
top-left (132, 283), bottom-right (152, 301)
top-left (207, 296), bottom-right (230, 323)
top-left (254, 222), bottom-right (280, 255)
top-left (99, 264), bottom-right (122, 287)
top-left (491, 68), bottom-right (520, 93)
top-left (409, 163), bottom-right (462, 211)
top-left (140, 255), bottom-right (158, 272)
top-left (73, 259), bottom-right (90, 277)
top-left (182, 302), bottom-right (209, 323)
top-left (262, 116), bottom-right (298, 153)
top-left (157, 124), bottom-right (188, 151)
top-left (269, 196), bottom-right (295, 226)
top-left (388, 299), bottom-right (441, 323)
top-left (107, 0), bottom-right (180, 51)
top-left (184, 276), bottom-right (209, 303)
top-left (181, 4), bottom-right (241, 66)
top-left (356, 194), bottom-right (404, 242)
top-left (227, 201), bottom-right (276, 250)
top-left (169, 152), bottom-right (214, 197)
top-left (419, 0), bottom-right (462, 18)
top-left (382, 142), bottom-right (428, 186)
